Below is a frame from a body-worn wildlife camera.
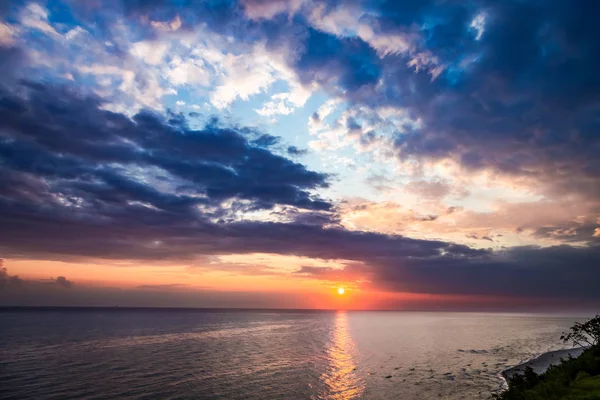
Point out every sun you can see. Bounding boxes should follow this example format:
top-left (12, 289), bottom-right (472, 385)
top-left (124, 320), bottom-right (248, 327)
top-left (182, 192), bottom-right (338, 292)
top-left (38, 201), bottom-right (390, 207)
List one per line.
top-left (337, 287), bottom-right (345, 295)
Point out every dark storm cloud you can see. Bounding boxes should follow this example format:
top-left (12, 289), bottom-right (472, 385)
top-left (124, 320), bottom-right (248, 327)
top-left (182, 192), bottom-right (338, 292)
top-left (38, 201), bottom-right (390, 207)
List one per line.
top-left (368, 244), bottom-right (600, 300)
top-left (0, 82), bottom-right (330, 213)
top-left (292, 243), bottom-right (600, 300)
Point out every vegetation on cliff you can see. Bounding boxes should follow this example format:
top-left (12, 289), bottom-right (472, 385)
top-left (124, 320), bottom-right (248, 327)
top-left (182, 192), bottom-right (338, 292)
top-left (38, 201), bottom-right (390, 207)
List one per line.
top-left (495, 315), bottom-right (600, 400)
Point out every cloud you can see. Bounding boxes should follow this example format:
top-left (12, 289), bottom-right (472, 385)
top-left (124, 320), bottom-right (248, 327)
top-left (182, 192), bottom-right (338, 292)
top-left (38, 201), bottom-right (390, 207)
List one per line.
top-left (368, 244), bottom-right (600, 300)
top-left (1, 0), bottom-right (600, 307)
top-left (0, 81), bottom-right (331, 216)
top-left (19, 3), bottom-right (60, 38)
top-left (0, 82), bottom-right (489, 276)
top-left (339, 200), bottom-right (443, 235)
top-left (256, 93), bottom-right (297, 117)
top-left (287, 146), bottom-right (308, 156)
top-left (54, 276), bottom-right (74, 289)
top-left (129, 40), bottom-right (169, 65)
top-left (209, 43), bottom-right (305, 109)
top-left (0, 23), bottom-right (15, 46)
top-left (295, 28), bottom-right (381, 92)
top-left (0, 264), bottom-right (73, 290)
top-left (0, 265), bottom-right (25, 289)
top-left (403, 180), bottom-right (451, 200)
top-left (167, 56), bottom-right (211, 87)
top-left (302, 1), bottom-right (600, 206)
top-left (150, 15), bottom-right (182, 32)
top-left (242, 0), bottom-right (306, 20)
top-left (0, 81), bottom-right (598, 303)
top-left (145, 0), bottom-right (599, 211)
top-left (0, 283), bottom-right (333, 309)
top-left (294, 263), bottom-right (370, 284)
top-left (466, 234), bottom-right (493, 242)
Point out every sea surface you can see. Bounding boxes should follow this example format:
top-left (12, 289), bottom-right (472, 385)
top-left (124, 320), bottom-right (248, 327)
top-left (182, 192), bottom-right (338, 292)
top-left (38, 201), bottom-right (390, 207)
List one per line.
top-left (0, 309), bottom-right (585, 399)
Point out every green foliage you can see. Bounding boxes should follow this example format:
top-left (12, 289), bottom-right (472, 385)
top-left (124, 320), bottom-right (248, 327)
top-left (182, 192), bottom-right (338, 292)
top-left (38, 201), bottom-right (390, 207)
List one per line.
top-left (561, 376), bottom-right (600, 400)
top-left (494, 347), bottom-right (600, 400)
top-left (495, 316), bottom-right (600, 400)
top-left (576, 371), bottom-right (591, 381)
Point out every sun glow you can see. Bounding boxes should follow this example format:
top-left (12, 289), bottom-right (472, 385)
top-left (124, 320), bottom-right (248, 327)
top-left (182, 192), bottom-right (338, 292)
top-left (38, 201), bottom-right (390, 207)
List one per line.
top-left (337, 287), bottom-right (345, 295)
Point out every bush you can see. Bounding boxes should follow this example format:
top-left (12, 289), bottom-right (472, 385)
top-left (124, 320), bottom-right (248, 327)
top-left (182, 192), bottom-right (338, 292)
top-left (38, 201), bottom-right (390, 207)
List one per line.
top-left (561, 315), bottom-right (600, 350)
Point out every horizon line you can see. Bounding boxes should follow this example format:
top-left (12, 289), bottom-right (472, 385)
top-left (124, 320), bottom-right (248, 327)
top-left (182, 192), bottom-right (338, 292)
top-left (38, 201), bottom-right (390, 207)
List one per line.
top-left (0, 305), bottom-right (596, 314)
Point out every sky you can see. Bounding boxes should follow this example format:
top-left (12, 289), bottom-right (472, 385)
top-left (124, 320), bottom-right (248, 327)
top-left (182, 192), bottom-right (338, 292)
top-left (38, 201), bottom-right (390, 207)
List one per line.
top-left (0, 0), bottom-right (599, 310)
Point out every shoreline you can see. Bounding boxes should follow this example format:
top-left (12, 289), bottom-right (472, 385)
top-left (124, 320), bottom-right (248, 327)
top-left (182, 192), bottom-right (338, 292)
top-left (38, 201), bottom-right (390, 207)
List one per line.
top-left (501, 347), bottom-right (585, 382)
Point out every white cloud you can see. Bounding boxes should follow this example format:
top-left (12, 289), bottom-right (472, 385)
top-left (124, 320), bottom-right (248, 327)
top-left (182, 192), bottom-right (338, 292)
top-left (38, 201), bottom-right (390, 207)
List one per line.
top-left (119, 72), bottom-right (175, 110)
top-left (470, 13), bottom-right (487, 41)
top-left (166, 56), bottom-right (211, 86)
top-left (176, 100), bottom-right (185, 106)
top-left (77, 64), bottom-right (175, 110)
top-left (13, 5), bottom-right (310, 115)
top-left (307, 98), bottom-right (344, 150)
top-left (8, 6), bottom-right (178, 113)
top-left (256, 94), bottom-right (296, 117)
top-left (210, 50), bottom-right (277, 108)
top-left (309, 4), bottom-right (413, 56)
top-left (130, 41), bottom-right (169, 65)
top-left (309, 3), bottom-right (362, 37)
top-left (65, 26), bottom-right (88, 41)
top-left (256, 84), bottom-right (311, 117)
top-left (20, 3), bottom-right (61, 38)
top-left (358, 25), bottom-right (414, 56)
top-left (209, 43), bottom-right (311, 110)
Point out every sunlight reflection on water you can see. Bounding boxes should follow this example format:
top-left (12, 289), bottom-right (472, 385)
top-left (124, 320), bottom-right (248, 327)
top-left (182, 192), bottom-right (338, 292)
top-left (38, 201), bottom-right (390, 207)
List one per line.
top-left (316, 311), bottom-right (365, 400)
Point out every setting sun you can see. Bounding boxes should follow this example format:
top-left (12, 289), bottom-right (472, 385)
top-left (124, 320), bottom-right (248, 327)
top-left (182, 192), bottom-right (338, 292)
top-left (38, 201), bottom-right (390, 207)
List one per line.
top-left (337, 287), bottom-right (345, 295)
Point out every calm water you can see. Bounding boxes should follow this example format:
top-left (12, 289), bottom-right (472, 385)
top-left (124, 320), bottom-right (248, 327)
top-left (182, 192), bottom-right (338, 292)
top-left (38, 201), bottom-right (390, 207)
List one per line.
top-left (0, 309), bottom-right (582, 399)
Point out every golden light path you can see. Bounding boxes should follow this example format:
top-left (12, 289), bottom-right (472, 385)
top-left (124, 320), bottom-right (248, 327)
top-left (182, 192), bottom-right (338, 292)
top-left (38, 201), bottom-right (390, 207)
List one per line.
top-left (317, 311), bottom-right (364, 399)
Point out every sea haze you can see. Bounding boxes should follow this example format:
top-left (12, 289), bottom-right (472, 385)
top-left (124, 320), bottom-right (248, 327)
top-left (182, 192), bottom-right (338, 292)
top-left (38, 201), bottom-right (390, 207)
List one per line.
top-left (0, 309), bottom-right (582, 399)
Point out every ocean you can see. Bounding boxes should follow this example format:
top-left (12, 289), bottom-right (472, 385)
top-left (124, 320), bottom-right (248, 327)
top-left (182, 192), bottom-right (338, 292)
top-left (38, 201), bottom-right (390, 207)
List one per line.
top-left (0, 309), bottom-right (583, 399)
